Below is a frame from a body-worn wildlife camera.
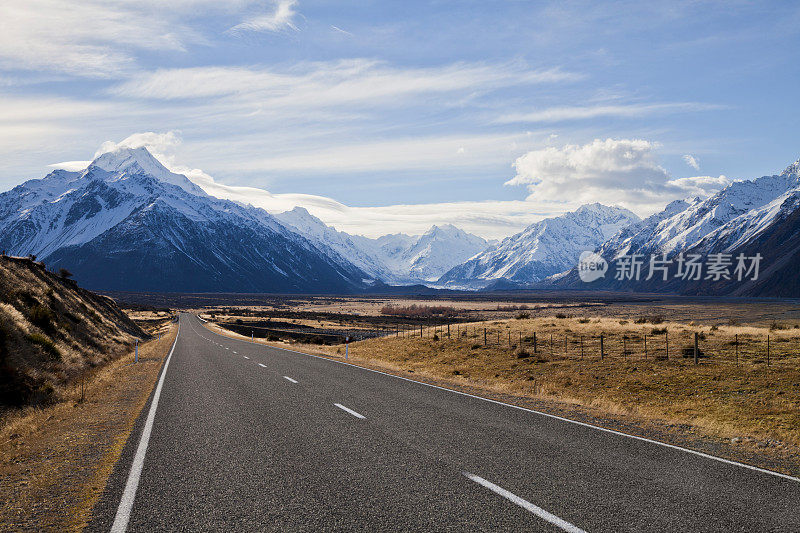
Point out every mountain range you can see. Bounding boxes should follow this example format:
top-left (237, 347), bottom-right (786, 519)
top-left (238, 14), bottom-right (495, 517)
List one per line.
top-left (554, 158), bottom-right (800, 296)
top-left (1, 145), bottom-right (799, 296)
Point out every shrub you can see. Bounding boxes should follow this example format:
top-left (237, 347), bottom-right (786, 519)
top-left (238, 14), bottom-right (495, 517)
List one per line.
top-left (555, 313), bottom-right (568, 319)
top-left (381, 304), bottom-right (458, 318)
top-left (651, 327), bottom-right (667, 335)
top-left (681, 345), bottom-right (706, 358)
top-left (26, 333), bottom-right (60, 360)
top-left (515, 346), bottom-right (530, 359)
top-left (58, 268), bottom-right (73, 279)
top-left (29, 304), bottom-right (56, 332)
top-left (432, 334), bottom-right (439, 341)
top-left (578, 318), bottom-right (590, 323)
top-left (515, 311), bottom-right (530, 319)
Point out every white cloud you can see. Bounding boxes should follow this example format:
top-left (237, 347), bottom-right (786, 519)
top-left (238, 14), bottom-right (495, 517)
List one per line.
top-left (0, 0), bottom-right (202, 77)
top-left (111, 61), bottom-right (577, 107)
top-left (93, 131), bottom-right (182, 160)
top-left (496, 102), bottom-right (724, 124)
top-left (683, 153), bottom-right (700, 170)
top-left (229, 0), bottom-right (300, 34)
top-left (507, 138), bottom-right (730, 214)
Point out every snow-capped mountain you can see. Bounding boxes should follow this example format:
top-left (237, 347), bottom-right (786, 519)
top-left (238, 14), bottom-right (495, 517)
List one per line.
top-left (438, 203), bottom-right (640, 288)
top-left (555, 157), bottom-right (800, 296)
top-left (275, 209), bottom-right (489, 283)
top-left (0, 147), bottom-right (368, 293)
top-left (353, 224), bottom-right (489, 282)
top-left (275, 207), bottom-right (395, 282)
top-left (597, 164), bottom-right (800, 261)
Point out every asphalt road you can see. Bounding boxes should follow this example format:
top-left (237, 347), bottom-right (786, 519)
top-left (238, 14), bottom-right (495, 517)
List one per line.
top-left (89, 313), bottom-right (800, 532)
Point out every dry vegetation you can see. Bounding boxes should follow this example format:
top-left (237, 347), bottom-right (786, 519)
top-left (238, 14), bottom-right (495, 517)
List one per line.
top-left (0, 256), bottom-right (145, 408)
top-left (0, 325), bottom-right (177, 531)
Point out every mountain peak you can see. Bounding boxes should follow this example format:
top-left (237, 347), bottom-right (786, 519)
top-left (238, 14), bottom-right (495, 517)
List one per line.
top-left (90, 146), bottom-right (169, 175)
top-left (781, 158), bottom-right (800, 178)
top-left (87, 146), bottom-right (206, 196)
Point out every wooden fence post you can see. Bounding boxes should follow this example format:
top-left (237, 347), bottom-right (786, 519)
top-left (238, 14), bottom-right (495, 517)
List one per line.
top-left (644, 334), bottom-right (647, 359)
top-left (665, 330), bottom-right (669, 360)
top-left (600, 333), bottom-right (604, 360)
top-left (767, 335), bottom-right (770, 366)
top-left (484, 327), bottom-right (487, 346)
top-left (694, 332), bottom-right (699, 365)
top-left (735, 334), bottom-right (739, 366)
top-left (533, 332), bottom-right (537, 353)
top-left (580, 335), bottom-right (584, 358)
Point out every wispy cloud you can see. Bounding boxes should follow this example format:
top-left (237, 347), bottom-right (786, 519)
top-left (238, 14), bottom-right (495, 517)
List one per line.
top-left (496, 102), bottom-right (725, 124)
top-left (229, 0), bottom-right (300, 34)
top-left (683, 153), bottom-right (700, 170)
top-left (110, 61), bottom-right (578, 107)
top-left (0, 0), bottom-right (205, 77)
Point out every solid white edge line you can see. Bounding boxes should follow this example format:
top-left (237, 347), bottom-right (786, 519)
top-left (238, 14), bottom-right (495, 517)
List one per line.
top-left (258, 363), bottom-right (267, 368)
top-left (283, 376), bottom-right (298, 384)
top-left (334, 403), bottom-right (366, 419)
top-left (197, 317), bottom-right (800, 483)
top-left (464, 472), bottom-right (586, 533)
top-left (110, 321), bottom-right (181, 533)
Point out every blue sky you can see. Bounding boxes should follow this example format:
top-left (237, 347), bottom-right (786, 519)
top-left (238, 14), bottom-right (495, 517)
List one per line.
top-left (0, 1), bottom-right (798, 237)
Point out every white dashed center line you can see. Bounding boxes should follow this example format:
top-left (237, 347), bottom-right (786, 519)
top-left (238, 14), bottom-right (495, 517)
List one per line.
top-left (463, 473), bottom-right (586, 533)
top-left (283, 376), bottom-right (298, 384)
top-left (243, 356), bottom-right (250, 360)
top-left (258, 363), bottom-right (266, 368)
top-left (334, 403), bottom-right (365, 419)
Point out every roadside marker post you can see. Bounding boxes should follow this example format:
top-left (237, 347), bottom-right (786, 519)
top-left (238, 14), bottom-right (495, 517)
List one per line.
top-left (345, 337), bottom-right (349, 360)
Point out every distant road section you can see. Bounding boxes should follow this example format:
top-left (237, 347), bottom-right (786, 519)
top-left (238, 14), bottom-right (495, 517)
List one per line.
top-left (90, 313), bottom-right (800, 532)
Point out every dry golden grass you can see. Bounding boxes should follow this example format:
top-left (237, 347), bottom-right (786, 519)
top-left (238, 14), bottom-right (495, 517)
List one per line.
top-left (0, 324), bottom-right (177, 531)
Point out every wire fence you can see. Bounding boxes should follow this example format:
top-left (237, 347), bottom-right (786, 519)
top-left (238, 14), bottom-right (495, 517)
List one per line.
top-left (214, 318), bottom-right (800, 369)
top-left (386, 322), bottom-right (800, 369)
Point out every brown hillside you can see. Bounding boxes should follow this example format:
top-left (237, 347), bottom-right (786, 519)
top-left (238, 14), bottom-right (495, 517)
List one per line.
top-left (0, 256), bottom-right (145, 408)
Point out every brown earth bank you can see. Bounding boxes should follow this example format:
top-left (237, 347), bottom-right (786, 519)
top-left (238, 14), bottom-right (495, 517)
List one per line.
top-left (203, 315), bottom-right (800, 478)
top-left (0, 324), bottom-right (176, 532)
top-left (0, 255), bottom-right (146, 408)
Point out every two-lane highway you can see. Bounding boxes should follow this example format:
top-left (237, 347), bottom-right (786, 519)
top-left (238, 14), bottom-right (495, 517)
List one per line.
top-left (89, 313), bottom-right (800, 531)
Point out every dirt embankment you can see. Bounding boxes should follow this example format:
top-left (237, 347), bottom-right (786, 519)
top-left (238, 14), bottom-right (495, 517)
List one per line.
top-left (0, 255), bottom-right (145, 408)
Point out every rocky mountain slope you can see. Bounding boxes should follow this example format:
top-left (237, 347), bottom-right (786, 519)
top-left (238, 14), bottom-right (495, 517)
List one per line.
top-left (555, 158), bottom-right (800, 296)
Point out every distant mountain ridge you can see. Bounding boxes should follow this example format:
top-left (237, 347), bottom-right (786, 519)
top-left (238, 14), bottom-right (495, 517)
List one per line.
top-left (276, 208), bottom-right (488, 283)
